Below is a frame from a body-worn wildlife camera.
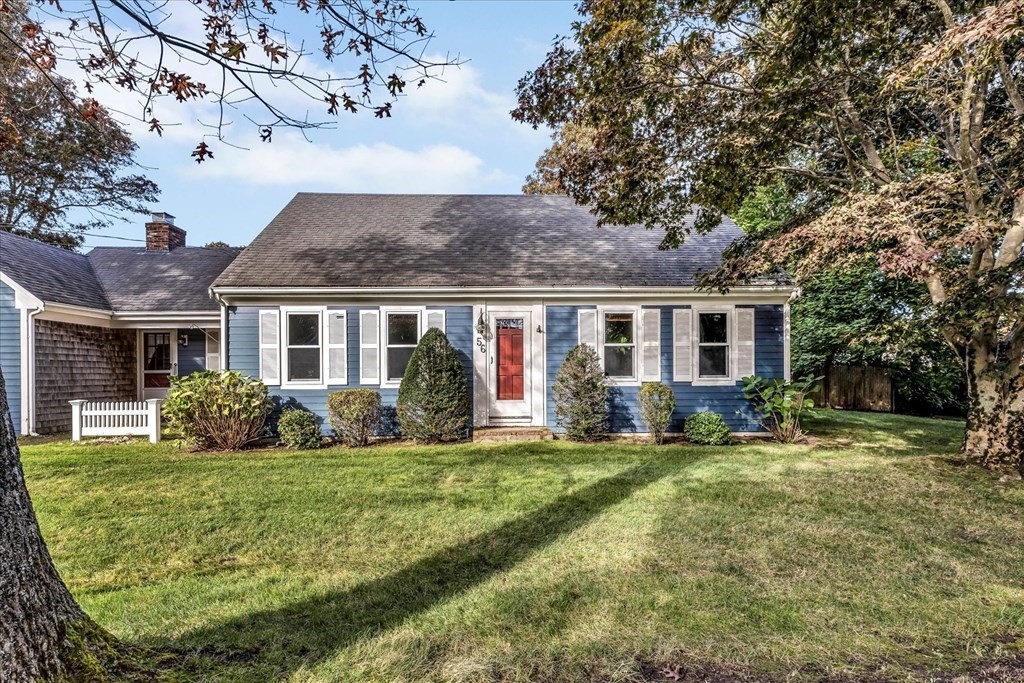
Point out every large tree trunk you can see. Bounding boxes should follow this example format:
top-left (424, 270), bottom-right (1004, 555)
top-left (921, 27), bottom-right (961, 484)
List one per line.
top-left (0, 369), bottom-right (158, 681)
top-left (962, 344), bottom-right (1024, 475)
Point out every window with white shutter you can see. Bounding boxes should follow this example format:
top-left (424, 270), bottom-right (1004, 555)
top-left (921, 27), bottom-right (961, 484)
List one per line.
top-left (259, 309), bottom-right (280, 385)
top-left (672, 308), bottom-right (692, 383)
top-left (601, 311), bottom-right (636, 380)
top-left (640, 308), bottom-right (661, 382)
top-left (692, 306), bottom-right (735, 386)
top-left (734, 308), bottom-right (756, 380)
top-left (578, 308), bottom-right (597, 348)
top-left (281, 308), bottom-right (327, 388)
top-left (359, 310), bottom-right (380, 384)
top-left (327, 310), bottom-right (347, 384)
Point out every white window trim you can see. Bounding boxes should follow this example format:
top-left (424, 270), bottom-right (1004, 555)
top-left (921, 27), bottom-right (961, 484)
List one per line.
top-left (380, 306), bottom-right (426, 388)
top-left (281, 306), bottom-right (328, 390)
top-left (692, 305), bottom-right (735, 387)
top-left (597, 305), bottom-right (641, 386)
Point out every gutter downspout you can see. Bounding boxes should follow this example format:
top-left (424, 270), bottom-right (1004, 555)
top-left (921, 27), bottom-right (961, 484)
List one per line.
top-left (784, 287), bottom-right (802, 382)
top-left (21, 306), bottom-right (42, 436)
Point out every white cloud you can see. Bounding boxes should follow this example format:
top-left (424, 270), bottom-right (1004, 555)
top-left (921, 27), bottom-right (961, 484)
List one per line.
top-left (189, 134), bottom-right (513, 193)
top-left (399, 61), bottom-right (513, 125)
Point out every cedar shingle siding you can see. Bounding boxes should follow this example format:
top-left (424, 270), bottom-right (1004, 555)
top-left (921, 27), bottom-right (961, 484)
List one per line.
top-left (33, 320), bottom-right (137, 434)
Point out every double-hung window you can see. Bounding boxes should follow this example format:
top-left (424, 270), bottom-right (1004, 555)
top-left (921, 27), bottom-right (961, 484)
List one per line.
top-left (697, 311), bottom-right (730, 380)
top-left (384, 311), bottom-right (420, 383)
top-left (602, 311), bottom-right (636, 381)
top-left (285, 310), bottom-right (323, 385)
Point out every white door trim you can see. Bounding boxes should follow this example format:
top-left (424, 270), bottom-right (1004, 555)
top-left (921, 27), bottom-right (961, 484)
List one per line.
top-left (138, 329), bottom-right (178, 400)
top-left (473, 303), bottom-right (545, 427)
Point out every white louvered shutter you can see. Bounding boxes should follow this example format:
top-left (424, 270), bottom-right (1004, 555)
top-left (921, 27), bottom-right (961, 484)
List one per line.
top-left (735, 308), bottom-right (756, 379)
top-left (640, 308), bottom-right (661, 382)
top-left (206, 329), bottom-right (221, 372)
top-left (426, 309), bottom-right (446, 333)
top-left (259, 309), bottom-right (280, 385)
top-left (578, 309), bottom-right (597, 348)
top-left (327, 311), bottom-right (347, 384)
top-left (672, 308), bottom-right (692, 382)
top-left (359, 310), bottom-right (380, 384)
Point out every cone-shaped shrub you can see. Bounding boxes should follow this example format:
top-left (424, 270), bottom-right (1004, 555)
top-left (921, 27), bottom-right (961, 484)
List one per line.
top-left (553, 343), bottom-right (608, 441)
top-left (396, 328), bottom-right (470, 442)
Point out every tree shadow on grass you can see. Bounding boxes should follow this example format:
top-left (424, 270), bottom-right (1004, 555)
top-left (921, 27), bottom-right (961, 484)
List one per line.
top-left (173, 462), bottom-right (671, 678)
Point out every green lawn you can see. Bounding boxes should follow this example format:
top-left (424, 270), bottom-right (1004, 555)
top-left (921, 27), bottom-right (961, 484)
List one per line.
top-left (19, 411), bottom-right (1024, 682)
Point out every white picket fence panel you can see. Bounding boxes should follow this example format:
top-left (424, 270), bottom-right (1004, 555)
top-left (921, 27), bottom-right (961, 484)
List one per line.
top-left (69, 399), bottom-right (163, 443)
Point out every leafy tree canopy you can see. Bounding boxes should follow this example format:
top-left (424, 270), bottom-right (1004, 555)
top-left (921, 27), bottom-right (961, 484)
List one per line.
top-left (734, 182), bottom-right (966, 415)
top-left (0, 0), bottom-right (458, 160)
top-left (515, 0), bottom-right (1024, 470)
top-left (0, 11), bottom-right (158, 249)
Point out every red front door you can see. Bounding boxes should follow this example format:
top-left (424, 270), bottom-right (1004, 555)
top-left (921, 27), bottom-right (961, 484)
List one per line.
top-left (496, 318), bottom-right (524, 401)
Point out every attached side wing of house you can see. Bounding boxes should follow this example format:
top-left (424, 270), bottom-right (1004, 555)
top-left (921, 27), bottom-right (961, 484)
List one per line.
top-left (0, 216), bottom-right (238, 436)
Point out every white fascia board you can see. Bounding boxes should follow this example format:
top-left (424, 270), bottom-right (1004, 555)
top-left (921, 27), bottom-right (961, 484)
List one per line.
top-left (212, 285), bottom-right (796, 306)
top-left (0, 272), bottom-right (44, 310)
top-left (35, 303), bottom-right (114, 327)
top-left (111, 311), bottom-right (221, 328)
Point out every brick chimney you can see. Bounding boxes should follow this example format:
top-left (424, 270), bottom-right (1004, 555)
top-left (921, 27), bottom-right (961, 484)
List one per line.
top-left (145, 212), bottom-right (186, 251)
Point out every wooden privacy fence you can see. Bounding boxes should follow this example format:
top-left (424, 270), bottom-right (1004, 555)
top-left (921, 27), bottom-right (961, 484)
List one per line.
top-left (813, 365), bottom-right (893, 413)
top-left (69, 399), bottom-right (163, 443)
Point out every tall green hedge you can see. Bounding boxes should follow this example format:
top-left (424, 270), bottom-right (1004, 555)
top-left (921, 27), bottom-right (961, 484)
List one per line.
top-left (396, 328), bottom-right (470, 442)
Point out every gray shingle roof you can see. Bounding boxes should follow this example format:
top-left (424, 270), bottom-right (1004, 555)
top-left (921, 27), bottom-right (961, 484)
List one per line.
top-left (0, 231), bottom-right (239, 312)
top-left (214, 194), bottom-right (745, 289)
top-left (88, 246), bottom-right (240, 312)
top-left (0, 231), bottom-right (110, 309)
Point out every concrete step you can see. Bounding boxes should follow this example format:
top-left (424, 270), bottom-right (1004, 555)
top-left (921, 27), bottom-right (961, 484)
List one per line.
top-left (473, 427), bottom-right (555, 443)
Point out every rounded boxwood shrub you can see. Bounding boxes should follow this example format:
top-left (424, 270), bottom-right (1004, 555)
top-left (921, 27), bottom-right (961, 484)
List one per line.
top-left (327, 389), bottom-right (383, 447)
top-left (638, 382), bottom-right (676, 445)
top-left (396, 328), bottom-right (470, 442)
top-left (277, 409), bottom-right (322, 449)
top-left (553, 343), bottom-right (608, 441)
top-left (684, 411), bottom-right (732, 446)
top-left (163, 370), bottom-right (270, 450)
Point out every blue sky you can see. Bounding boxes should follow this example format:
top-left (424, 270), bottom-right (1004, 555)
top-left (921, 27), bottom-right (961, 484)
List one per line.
top-left (81, 1), bottom-right (579, 250)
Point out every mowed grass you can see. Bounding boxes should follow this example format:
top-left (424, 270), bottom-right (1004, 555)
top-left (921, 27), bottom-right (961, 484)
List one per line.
top-left (19, 411), bottom-right (1024, 683)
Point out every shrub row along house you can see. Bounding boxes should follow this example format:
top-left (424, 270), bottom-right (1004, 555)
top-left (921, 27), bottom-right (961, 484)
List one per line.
top-left (0, 194), bottom-right (794, 437)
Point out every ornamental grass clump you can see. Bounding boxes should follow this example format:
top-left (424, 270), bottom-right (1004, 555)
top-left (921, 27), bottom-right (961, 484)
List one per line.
top-left (684, 411), bottom-right (732, 446)
top-left (638, 382), bottom-right (676, 445)
top-left (277, 409), bottom-right (322, 449)
top-left (327, 389), bottom-right (383, 447)
top-left (396, 328), bottom-right (470, 442)
top-left (553, 343), bottom-right (608, 441)
top-left (163, 370), bottom-right (270, 450)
